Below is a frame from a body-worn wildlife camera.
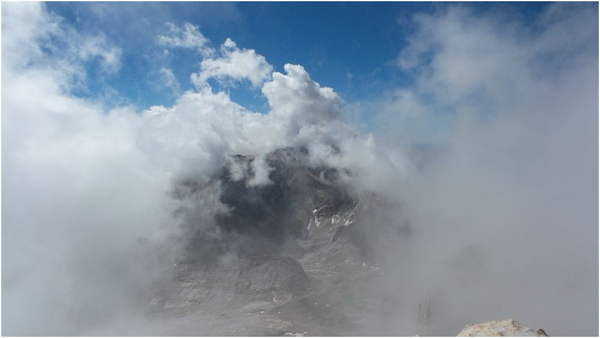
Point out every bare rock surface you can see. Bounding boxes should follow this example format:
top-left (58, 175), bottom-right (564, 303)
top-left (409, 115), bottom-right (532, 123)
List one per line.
top-left (158, 255), bottom-right (309, 313)
top-left (457, 319), bottom-right (548, 337)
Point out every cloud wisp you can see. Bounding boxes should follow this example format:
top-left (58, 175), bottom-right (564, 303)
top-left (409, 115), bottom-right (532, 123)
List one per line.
top-left (157, 22), bottom-right (214, 57)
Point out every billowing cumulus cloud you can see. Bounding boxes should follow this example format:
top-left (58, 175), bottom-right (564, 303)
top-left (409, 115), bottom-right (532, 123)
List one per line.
top-left (141, 64), bottom-right (348, 180)
top-left (193, 38), bottom-right (274, 89)
top-left (264, 64), bottom-right (341, 124)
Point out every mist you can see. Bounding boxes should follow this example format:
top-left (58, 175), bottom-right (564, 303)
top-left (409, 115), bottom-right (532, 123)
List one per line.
top-left (2, 2), bottom-right (598, 336)
top-left (360, 4), bottom-right (599, 335)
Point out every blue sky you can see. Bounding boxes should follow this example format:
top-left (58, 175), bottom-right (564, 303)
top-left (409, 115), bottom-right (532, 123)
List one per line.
top-left (45, 2), bottom-right (553, 113)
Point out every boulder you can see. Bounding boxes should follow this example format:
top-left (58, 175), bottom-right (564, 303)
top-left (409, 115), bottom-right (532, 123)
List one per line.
top-left (457, 319), bottom-right (549, 337)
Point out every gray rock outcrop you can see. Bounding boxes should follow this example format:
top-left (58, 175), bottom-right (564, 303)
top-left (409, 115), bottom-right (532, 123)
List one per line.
top-left (457, 319), bottom-right (549, 337)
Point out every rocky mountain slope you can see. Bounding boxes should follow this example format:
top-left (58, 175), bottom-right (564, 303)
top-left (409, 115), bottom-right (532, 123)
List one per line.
top-left (142, 146), bottom-right (545, 336)
top-left (141, 146), bottom-right (395, 335)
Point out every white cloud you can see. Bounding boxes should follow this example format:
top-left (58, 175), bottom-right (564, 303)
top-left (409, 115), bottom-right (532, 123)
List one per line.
top-left (157, 22), bottom-right (214, 57)
top-left (192, 38), bottom-right (273, 89)
top-left (1, 2), bottom-right (60, 69)
top-left (2, 4), bottom-right (176, 335)
top-left (159, 67), bottom-right (181, 95)
top-left (247, 155), bottom-right (273, 187)
top-left (370, 4), bottom-right (598, 336)
top-left (2, 2), bottom-right (122, 88)
top-left (263, 64), bottom-right (341, 131)
top-left (396, 4), bottom-right (598, 109)
top-left (141, 62), bottom-right (353, 180)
